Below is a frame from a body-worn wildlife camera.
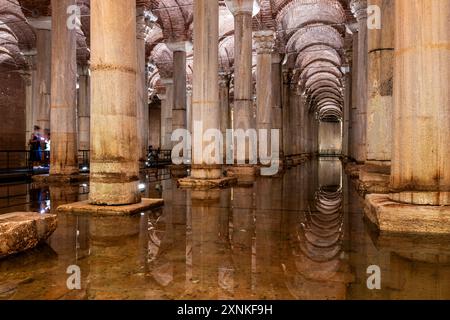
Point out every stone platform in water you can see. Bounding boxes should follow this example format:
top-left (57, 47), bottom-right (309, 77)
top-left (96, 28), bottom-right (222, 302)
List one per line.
top-left (57, 198), bottom-right (164, 216)
top-left (0, 212), bottom-right (57, 259)
top-left (365, 194), bottom-right (450, 234)
top-left (177, 177), bottom-right (237, 190)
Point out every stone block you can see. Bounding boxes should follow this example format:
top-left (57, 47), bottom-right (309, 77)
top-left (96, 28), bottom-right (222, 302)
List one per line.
top-left (0, 212), bottom-right (57, 259)
top-left (365, 194), bottom-right (450, 234)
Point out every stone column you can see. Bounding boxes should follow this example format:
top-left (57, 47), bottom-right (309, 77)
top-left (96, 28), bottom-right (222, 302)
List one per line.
top-left (390, 0), bottom-right (450, 205)
top-left (342, 48), bottom-right (353, 158)
top-left (350, 0), bottom-right (368, 163)
top-left (160, 78), bottom-right (173, 150)
top-left (89, 0), bottom-right (140, 205)
top-left (33, 26), bottom-right (52, 133)
top-left (50, 0), bottom-right (78, 176)
top-left (186, 84), bottom-right (193, 134)
top-left (272, 53), bottom-right (283, 158)
top-left (366, 0), bottom-right (393, 165)
top-left (290, 83), bottom-right (300, 159)
top-left (167, 42), bottom-right (188, 133)
top-left (77, 64), bottom-right (90, 151)
top-left (226, 0), bottom-right (255, 169)
top-left (350, 25), bottom-right (359, 161)
top-left (254, 30), bottom-right (275, 163)
top-left (21, 52), bottom-right (36, 148)
top-left (137, 7), bottom-right (149, 161)
top-left (282, 69), bottom-right (291, 158)
top-left (191, 0), bottom-right (221, 179)
top-left (219, 72), bottom-right (231, 160)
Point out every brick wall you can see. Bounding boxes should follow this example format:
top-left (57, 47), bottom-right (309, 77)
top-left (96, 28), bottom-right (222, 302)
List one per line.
top-left (0, 70), bottom-right (26, 169)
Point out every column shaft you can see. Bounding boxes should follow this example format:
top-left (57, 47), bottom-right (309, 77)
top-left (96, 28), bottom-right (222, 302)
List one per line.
top-left (172, 49), bottom-right (187, 132)
top-left (50, 0), bottom-right (78, 176)
top-left (137, 8), bottom-right (149, 161)
top-left (77, 65), bottom-right (90, 151)
top-left (89, 0), bottom-right (140, 205)
top-left (366, 0), bottom-right (394, 164)
top-left (351, 0), bottom-right (368, 163)
top-left (34, 29), bottom-right (51, 132)
top-left (191, 0), bottom-right (221, 179)
top-left (390, 0), bottom-right (450, 205)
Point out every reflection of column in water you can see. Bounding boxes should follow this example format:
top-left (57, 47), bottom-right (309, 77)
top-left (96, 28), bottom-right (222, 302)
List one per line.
top-left (87, 216), bottom-right (141, 299)
top-left (231, 183), bottom-right (255, 298)
top-left (217, 188), bottom-right (234, 299)
top-left (144, 180), bottom-right (180, 291)
top-left (190, 190), bottom-right (223, 299)
top-left (254, 177), bottom-right (283, 298)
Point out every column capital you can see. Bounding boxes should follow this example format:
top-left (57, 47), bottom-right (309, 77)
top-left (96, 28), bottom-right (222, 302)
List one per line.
top-left (166, 41), bottom-right (192, 53)
top-left (254, 30), bottom-right (276, 54)
top-left (350, 0), bottom-right (368, 21)
top-left (225, 0), bottom-right (260, 16)
top-left (137, 7), bottom-right (155, 40)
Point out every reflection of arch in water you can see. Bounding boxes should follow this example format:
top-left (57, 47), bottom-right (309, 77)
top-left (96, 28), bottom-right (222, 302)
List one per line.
top-left (283, 185), bottom-right (353, 299)
top-left (299, 187), bottom-right (343, 263)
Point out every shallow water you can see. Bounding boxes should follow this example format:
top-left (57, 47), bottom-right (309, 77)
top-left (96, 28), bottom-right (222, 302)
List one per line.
top-left (1, 159), bottom-right (450, 300)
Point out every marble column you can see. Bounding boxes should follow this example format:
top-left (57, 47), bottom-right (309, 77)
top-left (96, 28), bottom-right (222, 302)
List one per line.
top-left (350, 0), bottom-right (368, 163)
top-left (137, 7), bottom-right (150, 161)
top-left (350, 26), bottom-right (359, 161)
top-left (366, 0), bottom-right (393, 165)
top-left (272, 53), bottom-right (283, 158)
top-left (254, 30), bottom-right (275, 163)
top-left (21, 52), bottom-right (36, 148)
top-left (33, 27), bottom-right (52, 133)
top-left (219, 72), bottom-right (231, 160)
top-left (167, 42), bottom-right (188, 133)
top-left (282, 69), bottom-right (291, 158)
top-left (390, 0), bottom-right (450, 205)
top-left (342, 48), bottom-right (353, 158)
top-left (77, 64), bottom-right (90, 151)
top-left (89, 0), bottom-right (140, 205)
top-left (186, 84), bottom-right (193, 134)
top-left (191, 0), bottom-right (221, 179)
top-left (160, 78), bottom-right (174, 150)
top-left (226, 0), bottom-right (255, 168)
top-left (50, 0), bottom-right (78, 176)
top-left (289, 83), bottom-right (300, 158)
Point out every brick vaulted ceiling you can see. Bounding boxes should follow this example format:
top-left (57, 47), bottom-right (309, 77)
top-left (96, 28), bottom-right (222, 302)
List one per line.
top-left (1, 0), bottom-right (355, 118)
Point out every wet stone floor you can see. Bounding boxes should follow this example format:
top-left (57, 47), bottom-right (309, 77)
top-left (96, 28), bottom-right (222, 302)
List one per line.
top-left (1, 159), bottom-right (450, 300)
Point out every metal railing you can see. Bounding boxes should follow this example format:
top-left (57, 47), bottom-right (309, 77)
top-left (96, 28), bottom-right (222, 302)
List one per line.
top-left (145, 148), bottom-right (173, 168)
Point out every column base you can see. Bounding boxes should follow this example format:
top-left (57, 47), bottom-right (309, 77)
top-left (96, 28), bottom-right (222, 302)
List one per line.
top-left (177, 176), bottom-right (237, 190)
top-left (169, 164), bottom-right (189, 178)
top-left (354, 164), bottom-right (391, 196)
top-left (32, 173), bottom-right (89, 184)
top-left (0, 212), bottom-right (57, 259)
top-left (57, 198), bottom-right (164, 216)
top-left (365, 194), bottom-right (450, 234)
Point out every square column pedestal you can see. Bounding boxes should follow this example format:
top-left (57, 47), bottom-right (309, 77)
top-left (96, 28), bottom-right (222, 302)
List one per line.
top-left (57, 198), bottom-right (164, 216)
top-left (365, 194), bottom-right (450, 235)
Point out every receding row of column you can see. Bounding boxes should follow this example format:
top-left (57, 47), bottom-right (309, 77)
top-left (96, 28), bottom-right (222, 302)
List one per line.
top-left (347, 0), bottom-right (450, 207)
